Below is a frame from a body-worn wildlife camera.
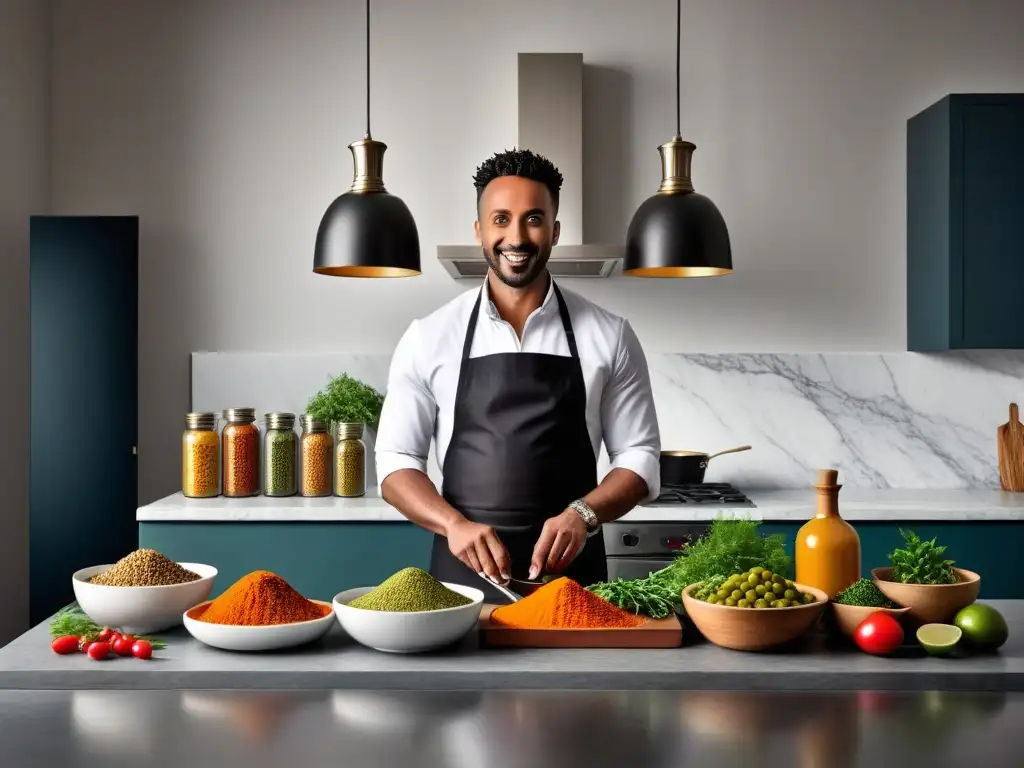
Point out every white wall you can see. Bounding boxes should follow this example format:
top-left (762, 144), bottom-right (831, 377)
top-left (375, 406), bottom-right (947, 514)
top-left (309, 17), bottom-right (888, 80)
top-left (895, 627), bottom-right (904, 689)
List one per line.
top-left (0, 0), bottom-right (49, 646)
top-left (48, 0), bottom-right (1024, 506)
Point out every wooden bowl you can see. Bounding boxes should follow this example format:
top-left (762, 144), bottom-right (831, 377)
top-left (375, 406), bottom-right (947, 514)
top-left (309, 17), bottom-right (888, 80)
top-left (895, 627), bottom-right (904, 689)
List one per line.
top-left (681, 582), bottom-right (829, 652)
top-left (871, 567), bottom-right (980, 625)
top-left (831, 602), bottom-right (912, 637)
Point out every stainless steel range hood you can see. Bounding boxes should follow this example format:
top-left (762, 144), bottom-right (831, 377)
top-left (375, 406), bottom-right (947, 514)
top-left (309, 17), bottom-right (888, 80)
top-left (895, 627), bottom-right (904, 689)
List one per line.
top-left (437, 53), bottom-right (622, 279)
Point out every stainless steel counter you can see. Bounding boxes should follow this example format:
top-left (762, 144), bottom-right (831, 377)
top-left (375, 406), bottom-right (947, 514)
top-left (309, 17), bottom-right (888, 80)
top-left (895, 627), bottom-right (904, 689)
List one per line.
top-left (3, 689), bottom-right (1022, 768)
top-left (1, 600), bottom-right (1022, 691)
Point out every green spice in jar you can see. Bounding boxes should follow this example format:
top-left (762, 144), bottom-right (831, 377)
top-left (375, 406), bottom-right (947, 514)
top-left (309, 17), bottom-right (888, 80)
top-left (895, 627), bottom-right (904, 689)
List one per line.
top-left (263, 413), bottom-right (297, 497)
top-left (334, 422), bottom-right (366, 497)
top-left (348, 567), bottom-right (473, 612)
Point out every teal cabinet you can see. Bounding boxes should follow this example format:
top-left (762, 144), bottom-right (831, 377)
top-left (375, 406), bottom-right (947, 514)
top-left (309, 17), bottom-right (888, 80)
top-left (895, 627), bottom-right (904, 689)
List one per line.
top-left (907, 94), bottom-right (1024, 350)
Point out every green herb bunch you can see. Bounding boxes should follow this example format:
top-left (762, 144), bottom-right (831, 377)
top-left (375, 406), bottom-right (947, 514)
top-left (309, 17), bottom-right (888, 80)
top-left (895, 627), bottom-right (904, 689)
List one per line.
top-left (49, 603), bottom-right (167, 648)
top-left (834, 578), bottom-right (897, 608)
top-left (887, 528), bottom-right (957, 585)
top-left (588, 517), bottom-right (792, 618)
top-left (588, 578), bottom-right (678, 619)
top-left (306, 374), bottom-right (385, 430)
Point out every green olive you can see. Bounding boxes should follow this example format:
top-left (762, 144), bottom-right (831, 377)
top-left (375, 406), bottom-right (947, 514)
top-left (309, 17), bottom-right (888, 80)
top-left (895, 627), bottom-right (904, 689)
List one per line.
top-left (755, 584), bottom-right (767, 597)
top-left (746, 572), bottom-right (760, 585)
top-left (743, 590), bottom-right (756, 602)
top-left (725, 598), bottom-right (737, 607)
top-left (760, 571), bottom-right (773, 582)
top-left (731, 589), bottom-right (743, 600)
top-left (772, 583), bottom-right (785, 596)
top-left (717, 588), bottom-right (731, 599)
top-left (707, 595), bottom-right (720, 604)
top-left (754, 598), bottom-right (769, 608)
top-left (738, 581), bottom-right (752, 593)
top-left (802, 592), bottom-right (814, 604)
top-left (737, 599), bottom-right (751, 608)
top-left (784, 589), bottom-right (796, 600)
top-left (771, 599), bottom-right (786, 608)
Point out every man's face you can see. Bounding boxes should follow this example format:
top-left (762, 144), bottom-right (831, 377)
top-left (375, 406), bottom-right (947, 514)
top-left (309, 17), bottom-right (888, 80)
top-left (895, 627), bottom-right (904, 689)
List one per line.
top-left (475, 176), bottom-right (560, 289)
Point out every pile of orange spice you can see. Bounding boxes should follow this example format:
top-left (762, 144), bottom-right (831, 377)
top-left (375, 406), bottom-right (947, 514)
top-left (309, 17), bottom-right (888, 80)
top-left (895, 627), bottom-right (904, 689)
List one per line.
top-left (489, 577), bottom-right (645, 629)
top-left (196, 570), bottom-right (330, 626)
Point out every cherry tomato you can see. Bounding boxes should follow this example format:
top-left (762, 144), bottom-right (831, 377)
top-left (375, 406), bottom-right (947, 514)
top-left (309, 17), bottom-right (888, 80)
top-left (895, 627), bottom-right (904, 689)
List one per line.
top-left (131, 640), bottom-right (153, 660)
top-left (113, 636), bottom-right (135, 657)
top-left (79, 635), bottom-right (96, 653)
top-left (97, 628), bottom-right (116, 643)
top-left (86, 641), bottom-right (112, 661)
top-left (51, 635), bottom-right (81, 655)
top-left (118, 634), bottom-right (136, 645)
top-left (854, 612), bottom-right (904, 656)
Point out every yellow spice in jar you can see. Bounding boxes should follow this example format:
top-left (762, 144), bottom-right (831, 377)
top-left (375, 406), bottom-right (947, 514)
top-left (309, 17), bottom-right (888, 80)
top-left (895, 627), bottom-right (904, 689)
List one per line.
top-left (301, 432), bottom-right (333, 496)
top-left (182, 429), bottom-right (219, 497)
top-left (335, 438), bottom-right (366, 497)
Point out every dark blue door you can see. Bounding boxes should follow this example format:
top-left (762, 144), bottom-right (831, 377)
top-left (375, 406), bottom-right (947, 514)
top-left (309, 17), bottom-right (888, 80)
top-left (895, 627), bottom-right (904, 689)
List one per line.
top-left (30, 216), bottom-right (139, 625)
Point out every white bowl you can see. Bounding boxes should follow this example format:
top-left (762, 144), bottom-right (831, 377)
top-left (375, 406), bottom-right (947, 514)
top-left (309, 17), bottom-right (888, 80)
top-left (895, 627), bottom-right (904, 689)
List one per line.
top-left (72, 562), bottom-right (217, 635)
top-left (183, 599), bottom-right (335, 652)
top-left (333, 583), bottom-right (484, 653)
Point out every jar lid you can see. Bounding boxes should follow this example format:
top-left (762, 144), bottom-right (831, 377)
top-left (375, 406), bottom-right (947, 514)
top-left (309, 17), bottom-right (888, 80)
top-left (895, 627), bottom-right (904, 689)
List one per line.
top-left (300, 414), bottom-right (328, 432)
top-left (265, 412), bottom-right (296, 430)
top-left (185, 412), bottom-right (217, 430)
top-left (335, 422), bottom-right (364, 440)
top-left (223, 407), bottom-right (256, 423)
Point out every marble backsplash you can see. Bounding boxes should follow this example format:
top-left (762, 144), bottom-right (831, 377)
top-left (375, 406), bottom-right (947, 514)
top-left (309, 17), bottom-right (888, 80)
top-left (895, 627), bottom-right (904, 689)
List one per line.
top-left (191, 350), bottom-right (1024, 491)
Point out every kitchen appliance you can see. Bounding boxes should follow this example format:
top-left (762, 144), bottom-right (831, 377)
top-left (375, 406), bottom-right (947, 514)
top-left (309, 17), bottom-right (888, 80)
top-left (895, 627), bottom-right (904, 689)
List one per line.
top-left (603, 482), bottom-right (755, 582)
top-left (659, 445), bottom-right (751, 485)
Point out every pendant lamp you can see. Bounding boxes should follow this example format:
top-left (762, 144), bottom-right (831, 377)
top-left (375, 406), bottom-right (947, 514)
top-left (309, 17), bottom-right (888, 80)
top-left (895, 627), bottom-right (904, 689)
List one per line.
top-left (313, 0), bottom-right (420, 277)
top-left (623, 0), bottom-right (732, 277)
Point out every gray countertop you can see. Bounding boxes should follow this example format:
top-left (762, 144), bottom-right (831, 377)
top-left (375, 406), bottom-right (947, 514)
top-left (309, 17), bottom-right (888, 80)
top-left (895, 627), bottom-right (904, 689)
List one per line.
top-left (3, 689), bottom-right (1023, 768)
top-left (2, 601), bottom-right (1022, 692)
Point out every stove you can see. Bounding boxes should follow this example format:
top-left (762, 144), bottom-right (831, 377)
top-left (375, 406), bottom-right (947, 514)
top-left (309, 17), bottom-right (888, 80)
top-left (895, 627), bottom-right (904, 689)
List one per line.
top-left (603, 483), bottom-right (755, 582)
top-left (651, 482), bottom-right (754, 506)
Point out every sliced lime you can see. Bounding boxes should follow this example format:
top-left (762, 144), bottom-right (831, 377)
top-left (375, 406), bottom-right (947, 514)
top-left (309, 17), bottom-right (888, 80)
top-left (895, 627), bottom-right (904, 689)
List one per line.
top-left (916, 623), bottom-right (962, 656)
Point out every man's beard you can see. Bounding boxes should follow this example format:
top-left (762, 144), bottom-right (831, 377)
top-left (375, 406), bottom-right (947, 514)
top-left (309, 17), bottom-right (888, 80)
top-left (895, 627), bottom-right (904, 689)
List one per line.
top-left (483, 243), bottom-right (550, 288)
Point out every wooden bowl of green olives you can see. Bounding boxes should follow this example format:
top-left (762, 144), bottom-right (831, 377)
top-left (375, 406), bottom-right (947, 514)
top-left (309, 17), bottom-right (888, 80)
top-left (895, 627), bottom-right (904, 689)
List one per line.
top-left (682, 568), bottom-right (829, 652)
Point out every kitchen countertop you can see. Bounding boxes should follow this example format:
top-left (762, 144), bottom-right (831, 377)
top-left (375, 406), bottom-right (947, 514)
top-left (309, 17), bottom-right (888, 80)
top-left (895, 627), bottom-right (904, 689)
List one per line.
top-left (137, 487), bottom-right (1024, 522)
top-left (2, 689), bottom-right (1022, 768)
top-left (2, 601), bottom-right (1021, 691)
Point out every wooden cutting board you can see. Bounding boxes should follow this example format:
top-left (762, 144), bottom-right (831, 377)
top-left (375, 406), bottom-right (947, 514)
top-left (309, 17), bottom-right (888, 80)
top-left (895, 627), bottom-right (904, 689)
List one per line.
top-left (998, 403), bottom-right (1024, 491)
top-left (477, 604), bottom-right (683, 648)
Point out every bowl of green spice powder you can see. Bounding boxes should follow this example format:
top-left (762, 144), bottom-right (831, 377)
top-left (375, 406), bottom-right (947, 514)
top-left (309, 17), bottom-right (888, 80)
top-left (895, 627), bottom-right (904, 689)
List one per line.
top-left (831, 578), bottom-right (909, 637)
top-left (332, 567), bottom-right (483, 653)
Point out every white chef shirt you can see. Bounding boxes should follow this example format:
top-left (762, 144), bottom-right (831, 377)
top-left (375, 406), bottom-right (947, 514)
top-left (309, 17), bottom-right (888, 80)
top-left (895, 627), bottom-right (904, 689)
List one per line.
top-left (374, 277), bottom-right (662, 504)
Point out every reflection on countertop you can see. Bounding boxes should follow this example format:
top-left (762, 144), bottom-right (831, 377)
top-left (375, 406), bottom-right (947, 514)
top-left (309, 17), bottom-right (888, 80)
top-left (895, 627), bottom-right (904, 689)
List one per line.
top-left (2, 688), bottom-right (1020, 768)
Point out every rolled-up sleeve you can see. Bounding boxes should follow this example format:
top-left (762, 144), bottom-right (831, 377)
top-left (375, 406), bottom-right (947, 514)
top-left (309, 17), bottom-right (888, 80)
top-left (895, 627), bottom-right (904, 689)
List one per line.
top-left (601, 319), bottom-right (661, 503)
top-left (375, 320), bottom-right (436, 484)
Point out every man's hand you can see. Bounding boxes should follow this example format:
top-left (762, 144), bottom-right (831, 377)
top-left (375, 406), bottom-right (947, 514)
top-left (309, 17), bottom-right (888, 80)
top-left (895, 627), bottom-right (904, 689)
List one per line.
top-left (530, 509), bottom-right (588, 581)
top-left (447, 519), bottom-right (511, 585)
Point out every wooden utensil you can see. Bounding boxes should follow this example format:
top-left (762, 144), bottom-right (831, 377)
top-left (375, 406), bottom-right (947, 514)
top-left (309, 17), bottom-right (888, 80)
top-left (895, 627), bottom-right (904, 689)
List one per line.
top-left (477, 605), bottom-right (683, 648)
top-left (997, 403), bottom-right (1024, 491)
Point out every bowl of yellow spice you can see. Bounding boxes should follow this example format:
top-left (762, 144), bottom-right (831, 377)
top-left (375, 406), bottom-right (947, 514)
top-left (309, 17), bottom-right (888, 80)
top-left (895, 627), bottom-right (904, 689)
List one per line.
top-left (333, 567), bottom-right (483, 653)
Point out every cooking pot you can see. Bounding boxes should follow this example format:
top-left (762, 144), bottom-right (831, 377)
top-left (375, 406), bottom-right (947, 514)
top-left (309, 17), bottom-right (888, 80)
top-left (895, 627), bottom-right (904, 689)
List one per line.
top-left (660, 445), bottom-right (752, 485)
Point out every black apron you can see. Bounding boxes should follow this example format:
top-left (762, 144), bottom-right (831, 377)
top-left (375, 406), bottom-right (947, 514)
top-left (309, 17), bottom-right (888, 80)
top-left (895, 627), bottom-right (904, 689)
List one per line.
top-left (430, 280), bottom-right (607, 604)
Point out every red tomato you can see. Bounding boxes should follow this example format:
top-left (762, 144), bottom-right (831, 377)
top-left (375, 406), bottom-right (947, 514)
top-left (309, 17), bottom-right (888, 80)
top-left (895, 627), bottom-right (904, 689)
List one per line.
top-left (118, 634), bottom-right (136, 644)
top-left (854, 612), bottom-right (904, 655)
top-left (51, 636), bottom-right (81, 655)
top-left (131, 640), bottom-right (153, 660)
top-left (97, 628), bottom-right (116, 642)
top-left (113, 636), bottom-right (135, 657)
top-left (86, 641), bottom-right (112, 661)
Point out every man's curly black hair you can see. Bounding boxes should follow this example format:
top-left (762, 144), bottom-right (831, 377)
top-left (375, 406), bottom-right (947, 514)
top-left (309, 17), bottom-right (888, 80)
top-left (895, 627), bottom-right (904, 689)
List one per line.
top-left (472, 148), bottom-right (563, 212)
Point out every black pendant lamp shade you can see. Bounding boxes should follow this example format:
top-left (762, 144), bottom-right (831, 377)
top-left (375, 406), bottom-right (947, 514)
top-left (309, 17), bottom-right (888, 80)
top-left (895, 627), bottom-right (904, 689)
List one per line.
top-left (623, 0), bottom-right (732, 277)
top-left (313, 0), bottom-right (420, 278)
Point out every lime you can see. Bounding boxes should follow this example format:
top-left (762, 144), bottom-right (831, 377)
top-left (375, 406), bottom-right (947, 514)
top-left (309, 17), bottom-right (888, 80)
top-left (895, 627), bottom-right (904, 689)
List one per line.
top-left (954, 604), bottom-right (1009, 651)
top-left (916, 624), bottom-right (962, 656)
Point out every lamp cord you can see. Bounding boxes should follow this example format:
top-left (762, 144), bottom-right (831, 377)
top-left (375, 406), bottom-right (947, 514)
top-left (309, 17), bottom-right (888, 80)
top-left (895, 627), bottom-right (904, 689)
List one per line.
top-left (365, 0), bottom-right (371, 139)
top-left (675, 0), bottom-right (681, 140)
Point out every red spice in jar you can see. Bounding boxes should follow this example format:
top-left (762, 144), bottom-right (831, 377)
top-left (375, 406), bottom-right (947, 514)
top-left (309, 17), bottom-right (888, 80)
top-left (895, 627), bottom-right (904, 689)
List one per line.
top-left (222, 408), bottom-right (259, 497)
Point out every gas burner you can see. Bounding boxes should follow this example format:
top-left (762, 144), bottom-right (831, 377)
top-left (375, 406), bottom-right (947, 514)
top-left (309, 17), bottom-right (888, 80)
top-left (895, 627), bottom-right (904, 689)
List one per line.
top-left (653, 482), bottom-right (754, 506)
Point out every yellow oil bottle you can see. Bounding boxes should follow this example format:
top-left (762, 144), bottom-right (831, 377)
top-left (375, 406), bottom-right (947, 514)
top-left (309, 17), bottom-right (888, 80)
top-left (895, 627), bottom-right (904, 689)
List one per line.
top-left (795, 469), bottom-right (861, 598)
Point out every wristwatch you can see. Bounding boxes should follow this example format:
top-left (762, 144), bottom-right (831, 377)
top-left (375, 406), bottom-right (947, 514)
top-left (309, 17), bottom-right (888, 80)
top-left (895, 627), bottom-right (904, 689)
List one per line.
top-left (569, 499), bottom-right (600, 536)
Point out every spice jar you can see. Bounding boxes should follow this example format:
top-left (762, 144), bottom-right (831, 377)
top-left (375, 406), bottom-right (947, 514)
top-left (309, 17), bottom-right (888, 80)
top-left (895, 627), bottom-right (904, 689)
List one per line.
top-left (334, 422), bottom-right (366, 497)
top-left (182, 412), bottom-right (220, 498)
top-left (263, 412), bottom-right (297, 497)
top-left (221, 407), bottom-right (260, 497)
top-left (299, 415), bottom-right (333, 497)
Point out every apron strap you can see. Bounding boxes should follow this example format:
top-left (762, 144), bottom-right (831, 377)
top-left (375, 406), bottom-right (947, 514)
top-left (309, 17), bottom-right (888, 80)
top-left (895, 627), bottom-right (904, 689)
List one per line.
top-left (460, 277), bottom-right (579, 362)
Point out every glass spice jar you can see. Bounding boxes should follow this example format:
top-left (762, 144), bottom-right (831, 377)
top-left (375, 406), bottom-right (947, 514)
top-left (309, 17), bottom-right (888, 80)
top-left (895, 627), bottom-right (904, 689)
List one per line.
top-left (299, 415), bottom-right (332, 497)
top-left (334, 422), bottom-right (366, 498)
top-left (182, 412), bottom-right (220, 498)
top-left (263, 412), bottom-right (297, 497)
top-left (221, 407), bottom-right (260, 497)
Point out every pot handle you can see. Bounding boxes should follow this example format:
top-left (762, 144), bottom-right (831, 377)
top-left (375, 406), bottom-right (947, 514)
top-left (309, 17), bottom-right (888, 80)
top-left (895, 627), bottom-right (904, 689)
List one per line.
top-left (705, 445), bottom-right (753, 462)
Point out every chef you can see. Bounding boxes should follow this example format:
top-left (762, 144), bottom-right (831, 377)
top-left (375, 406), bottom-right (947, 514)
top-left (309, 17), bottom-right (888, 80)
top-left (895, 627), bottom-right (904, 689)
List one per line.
top-left (375, 148), bottom-right (661, 603)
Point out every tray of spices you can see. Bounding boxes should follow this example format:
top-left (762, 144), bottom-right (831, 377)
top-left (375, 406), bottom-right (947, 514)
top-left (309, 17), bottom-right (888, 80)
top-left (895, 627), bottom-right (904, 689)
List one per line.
top-left (478, 577), bottom-right (683, 648)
